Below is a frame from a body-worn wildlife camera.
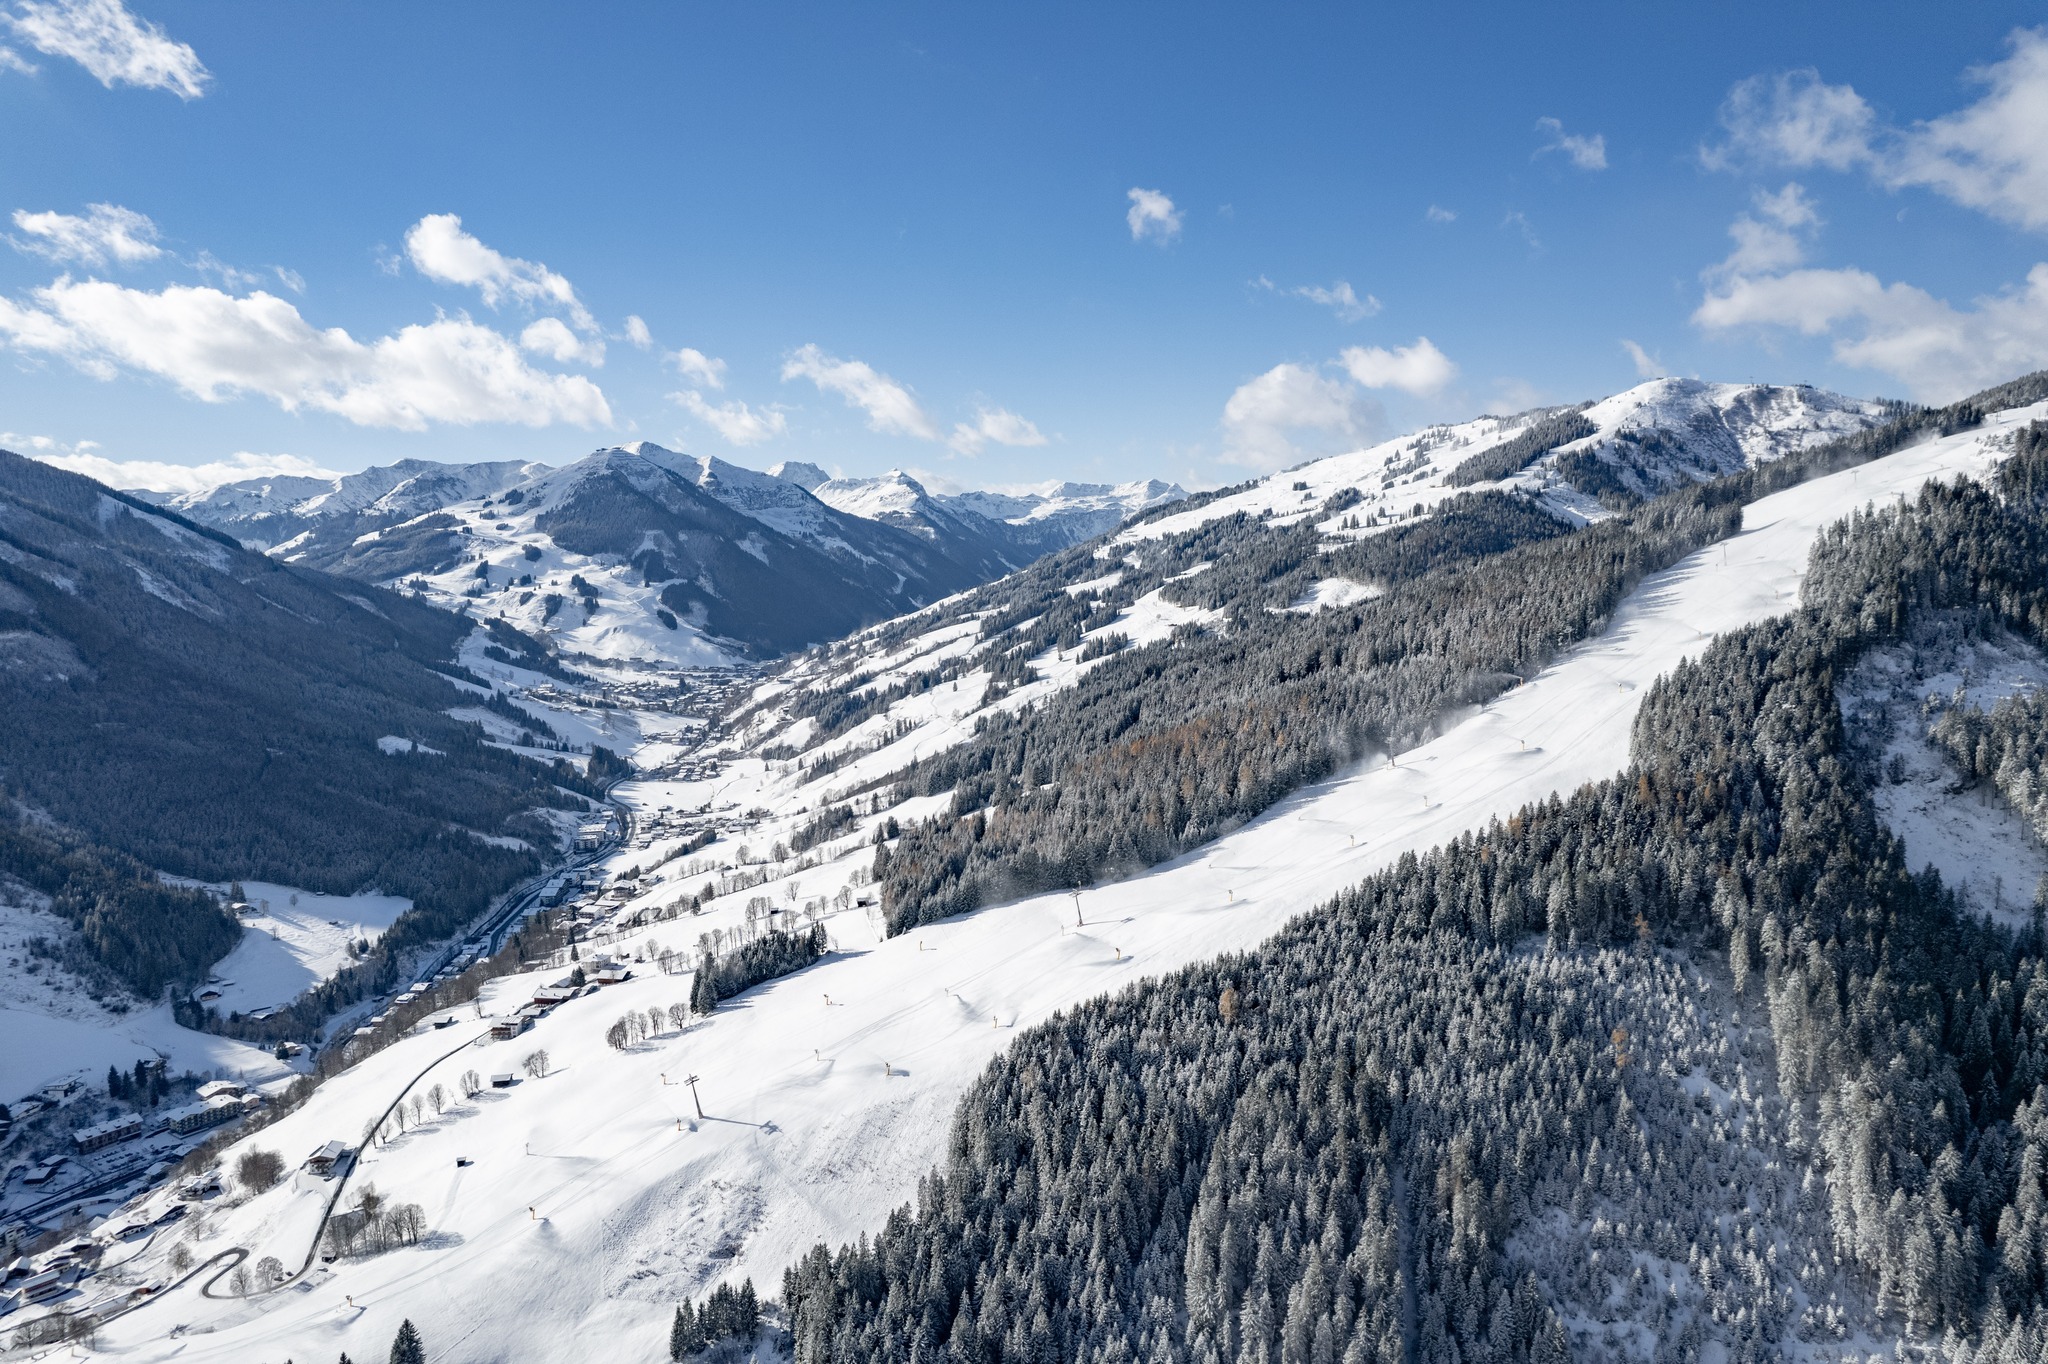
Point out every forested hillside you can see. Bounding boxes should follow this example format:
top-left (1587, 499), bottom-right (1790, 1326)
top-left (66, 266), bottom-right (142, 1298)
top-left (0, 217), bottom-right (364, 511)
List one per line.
top-left (854, 383), bottom-right (2027, 936)
top-left (0, 449), bottom-right (601, 1006)
top-left (777, 400), bottom-right (2048, 1360)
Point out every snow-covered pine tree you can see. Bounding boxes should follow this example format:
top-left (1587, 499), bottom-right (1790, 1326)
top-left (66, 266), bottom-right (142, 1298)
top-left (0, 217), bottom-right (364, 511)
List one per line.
top-left (387, 1319), bottom-right (423, 1364)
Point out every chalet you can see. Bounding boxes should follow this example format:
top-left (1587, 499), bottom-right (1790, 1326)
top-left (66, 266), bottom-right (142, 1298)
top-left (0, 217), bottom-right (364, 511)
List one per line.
top-left (593, 966), bottom-right (631, 987)
top-left (23, 1159), bottom-right (65, 1186)
top-left (164, 1099), bottom-right (239, 1135)
top-left (73, 1114), bottom-right (144, 1152)
top-left (19, 1268), bottom-right (66, 1302)
top-left (178, 1172), bottom-right (225, 1200)
top-left (152, 1204), bottom-right (186, 1225)
top-left (303, 1141), bottom-right (350, 1177)
top-left (489, 1017), bottom-right (529, 1041)
top-left (530, 985), bottom-right (576, 1008)
top-left (490, 1073), bottom-right (516, 1088)
top-left (194, 1080), bottom-right (244, 1102)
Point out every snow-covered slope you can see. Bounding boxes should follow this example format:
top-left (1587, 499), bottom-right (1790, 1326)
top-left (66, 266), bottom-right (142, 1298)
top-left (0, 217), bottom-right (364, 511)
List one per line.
top-left (1123, 378), bottom-right (1887, 543)
top-left (163, 446), bottom-right (1184, 667)
top-left (82, 395), bottom-right (2047, 1364)
top-left (165, 459), bottom-right (550, 551)
top-left (946, 476), bottom-right (1186, 543)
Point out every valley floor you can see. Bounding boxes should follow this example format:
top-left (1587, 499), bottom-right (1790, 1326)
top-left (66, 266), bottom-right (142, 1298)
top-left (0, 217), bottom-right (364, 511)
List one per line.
top-left (56, 409), bottom-right (2041, 1363)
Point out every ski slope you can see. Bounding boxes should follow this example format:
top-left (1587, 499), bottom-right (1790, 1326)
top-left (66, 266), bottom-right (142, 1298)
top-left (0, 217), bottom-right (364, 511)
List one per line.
top-left (84, 407), bottom-right (2035, 1364)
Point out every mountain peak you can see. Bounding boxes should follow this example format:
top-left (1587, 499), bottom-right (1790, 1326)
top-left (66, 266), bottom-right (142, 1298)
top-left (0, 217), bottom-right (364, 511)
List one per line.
top-left (769, 460), bottom-right (832, 490)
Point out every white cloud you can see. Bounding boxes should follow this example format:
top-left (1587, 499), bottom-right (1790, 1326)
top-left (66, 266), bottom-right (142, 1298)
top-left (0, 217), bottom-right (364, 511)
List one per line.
top-left (3, 0), bottom-right (207, 98)
top-left (1707, 182), bottom-right (1822, 282)
top-left (1695, 258), bottom-right (2048, 402)
top-left (1222, 362), bottom-right (1375, 469)
top-left (780, 343), bottom-right (937, 440)
top-left (671, 390), bottom-right (786, 447)
top-left (948, 407), bottom-right (1047, 456)
top-left (1695, 179), bottom-right (2048, 400)
top-left (1711, 29), bottom-right (2048, 231)
top-left (10, 443), bottom-right (341, 495)
top-left (1338, 338), bottom-right (1458, 395)
top-left (1534, 116), bottom-right (1607, 171)
top-left (403, 213), bottom-right (595, 331)
top-left (9, 202), bottom-right (160, 266)
top-left (1425, 204), bottom-right (1457, 225)
top-left (668, 346), bottom-right (726, 390)
top-left (0, 278), bottom-right (611, 430)
top-left (0, 44), bottom-right (36, 73)
top-left (519, 317), bottom-right (604, 367)
top-left (623, 315), bottom-right (653, 349)
top-left (1292, 280), bottom-right (1381, 323)
top-left (1126, 187), bottom-right (1182, 244)
top-left (1621, 339), bottom-right (1663, 378)
top-left (1501, 210), bottom-right (1541, 251)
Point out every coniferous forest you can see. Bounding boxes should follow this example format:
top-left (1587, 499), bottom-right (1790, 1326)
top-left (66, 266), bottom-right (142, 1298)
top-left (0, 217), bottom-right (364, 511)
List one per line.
top-left (773, 408), bottom-right (2048, 1360)
top-left (0, 449), bottom-right (605, 1005)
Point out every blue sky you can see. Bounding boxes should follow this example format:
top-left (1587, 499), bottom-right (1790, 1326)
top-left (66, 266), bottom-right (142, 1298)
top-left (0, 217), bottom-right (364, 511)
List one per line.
top-left (2, 1), bottom-right (2046, 494)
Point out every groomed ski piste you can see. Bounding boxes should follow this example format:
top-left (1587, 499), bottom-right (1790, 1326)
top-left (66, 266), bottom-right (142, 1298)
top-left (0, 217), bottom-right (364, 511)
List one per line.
top-left (67, 399), bottom-right (2044, 1364)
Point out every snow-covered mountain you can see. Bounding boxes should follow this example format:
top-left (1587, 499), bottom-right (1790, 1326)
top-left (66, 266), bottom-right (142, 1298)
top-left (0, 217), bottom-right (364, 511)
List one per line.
top-left (54, 373), bottom-right (2048, 1364)
top-left (162, 447), bottom-right (1187, 665)
top-left (944, 475), bottom-right (1187, 544)
top-left (1124, 377), bottom-right (1890, 544)
top-left (795, 466), bottom-right (1188, 558)
top-left (162, 458), bottom-right (551, 551)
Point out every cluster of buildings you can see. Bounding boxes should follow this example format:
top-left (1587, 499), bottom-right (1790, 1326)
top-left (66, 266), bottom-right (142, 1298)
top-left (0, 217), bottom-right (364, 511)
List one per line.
top-left (69, 1080), bottom-right (258, 1155)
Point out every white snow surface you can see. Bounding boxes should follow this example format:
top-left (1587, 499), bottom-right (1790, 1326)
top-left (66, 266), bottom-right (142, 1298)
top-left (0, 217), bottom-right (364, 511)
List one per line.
top-left (1843, 623), bottom-right (2048, 928)
top-left (0, 902), bottom-right (284, 1099)
top-left (85, 403), bottom-right (2039, 1363)
top-left (201, 883), bottom-right (414, 1018)
top-left (1120, 378), bottom-right (1887, 545)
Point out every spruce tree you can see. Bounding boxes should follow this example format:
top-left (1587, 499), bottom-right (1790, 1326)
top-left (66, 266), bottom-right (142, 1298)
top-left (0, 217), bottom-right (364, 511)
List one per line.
top-left (669, 1299), bottom-right (701, 1359)
top-left (388, 1319), bottom-right (424, 1364)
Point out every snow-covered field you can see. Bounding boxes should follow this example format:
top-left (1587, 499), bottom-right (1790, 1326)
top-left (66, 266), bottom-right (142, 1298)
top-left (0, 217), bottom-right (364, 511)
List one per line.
top-left (66, 405), bottom-right (2038, 1363)
top-left (199, 884), bottom-right (414, 1019)
top-left (1842, 621), bottom-right (2048, 928)
top-left (0, 900), bottom-right (290, 1101)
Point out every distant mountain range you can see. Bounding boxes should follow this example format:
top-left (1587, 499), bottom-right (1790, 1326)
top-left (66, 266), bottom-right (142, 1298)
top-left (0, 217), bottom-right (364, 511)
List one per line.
top-left (144, 381), bottom-right (1885, 666)
top-left (0, 447), bottom-right (601, 1003)
top-left (157, 447), bottom-right (1186, 663)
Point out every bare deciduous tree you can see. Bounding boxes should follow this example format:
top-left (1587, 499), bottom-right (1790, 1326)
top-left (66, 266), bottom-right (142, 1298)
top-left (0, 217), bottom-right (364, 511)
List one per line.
top-left (235, 1148), bottom-right (284, 1193)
